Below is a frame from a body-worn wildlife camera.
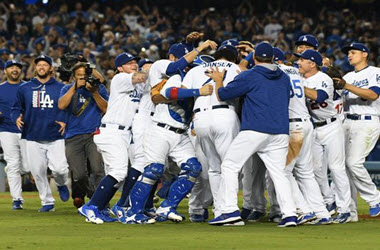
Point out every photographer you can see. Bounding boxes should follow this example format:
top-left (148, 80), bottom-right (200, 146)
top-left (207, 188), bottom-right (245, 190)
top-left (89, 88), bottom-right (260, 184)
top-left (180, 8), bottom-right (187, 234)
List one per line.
top-left (58, 62), bottom-right (108, 208)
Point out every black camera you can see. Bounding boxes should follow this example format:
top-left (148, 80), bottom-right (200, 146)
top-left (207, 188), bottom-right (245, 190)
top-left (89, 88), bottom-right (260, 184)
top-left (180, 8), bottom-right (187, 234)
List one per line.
top-left (85, 63), bottom-right (101, 87)
top-left (58, 53), bottom-right (87, 82)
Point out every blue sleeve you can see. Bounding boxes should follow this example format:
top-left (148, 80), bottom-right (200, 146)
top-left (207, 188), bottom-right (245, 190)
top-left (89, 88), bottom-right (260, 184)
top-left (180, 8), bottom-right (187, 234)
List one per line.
top-left (164, 87), bottom-right (200, 99)
top-left (56, 109), bottom-right (66, 122)
top-left (369, 86), bottom-right (380, 96)
top-left (243, 52), bottom-right (254, 65)
top-left (316, 89), bottom-right (328, 103)
top-left (11, 87), bottom-right (24, 123)
top-left (59, 84), bottom-right (71, 98)
top-left (218, 72), bottom-right (252, 101)
top-left (98, 84), bottom-right (109, 101)
top-left (165, 57), bottom-right (188, 76)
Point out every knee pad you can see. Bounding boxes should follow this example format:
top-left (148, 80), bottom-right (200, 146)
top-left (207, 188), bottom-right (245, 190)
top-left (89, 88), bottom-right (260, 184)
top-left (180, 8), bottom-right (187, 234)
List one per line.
top-left (142, 163), bottom-right (165, 184)
top-left (180, 157), bottom-right (202, 181)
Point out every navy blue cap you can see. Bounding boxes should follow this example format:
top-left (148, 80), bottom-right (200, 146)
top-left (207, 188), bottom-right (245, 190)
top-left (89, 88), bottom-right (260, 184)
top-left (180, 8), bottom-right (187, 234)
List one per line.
top-left (115, 52), bottom-right (140, 68)
top-left (273, 47), bottom-right (285, 62)
top-left (342, 43), bottom-right (369, 55)
top-left (34, 55), bottom-right (53, 66)
top-left (294, 49), bottom-right (322, 66)
top-left (4, 60), bottom-right (22, 69)
top-left (218, 39), bottom-right (239, 56)
top-left (295, 35), bottom-right (319, 48)
top-left (138, 58), bottom-right (154, 69)
top-left (190, 55), bottom-right (214, 67)
top-left (168, 43), bottom-right (191, 58)
top-left (0, 48), bottom-right (11, 55)
top-left (254, 42), bottom-right (274, 58)
top-left (33, 37), bottom-right (46, 46)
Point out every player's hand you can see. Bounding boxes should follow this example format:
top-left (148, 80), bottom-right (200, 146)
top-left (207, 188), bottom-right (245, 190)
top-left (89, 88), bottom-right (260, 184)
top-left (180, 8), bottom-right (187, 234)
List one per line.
top-left (199, 84), bottom-right (213, 96)
top-left (55, 121), bottom-right (66, 135)
top-left (205, 67), bottom-right (226, 84)
top-left (236, 44), bottom-right (254, 57)
top-left (16, 114), bottom-right (23, 130)
top-left (186, 32), bottom-right (204, 44)
top-left (332, 78), bottom-right (347, 89)
top-left (198, 40), bottom-right (218, 51)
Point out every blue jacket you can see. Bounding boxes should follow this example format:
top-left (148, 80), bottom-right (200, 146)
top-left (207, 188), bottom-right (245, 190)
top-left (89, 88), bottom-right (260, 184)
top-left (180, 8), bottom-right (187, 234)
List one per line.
top-left (60, 83), bottom-right (109, 139)
top-left (11, 77), bottom-right (66, 141)
top-left (218, 64), bottom-right (290, 135)
top-left (0, 81), bottom-right (23, 133)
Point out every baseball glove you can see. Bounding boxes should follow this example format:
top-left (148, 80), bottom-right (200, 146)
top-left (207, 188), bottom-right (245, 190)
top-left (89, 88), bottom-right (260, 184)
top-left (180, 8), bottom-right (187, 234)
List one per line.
top-left (151, 79), bottom-right (168, 98)
top-left (326, 66), bottom-right (346, 89)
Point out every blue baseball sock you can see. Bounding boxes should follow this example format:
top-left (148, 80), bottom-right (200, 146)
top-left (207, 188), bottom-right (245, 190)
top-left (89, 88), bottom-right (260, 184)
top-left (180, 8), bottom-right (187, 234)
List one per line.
top-left (145, 183), bottom-right (158, 210)
top-left (160, 176), bottom-right (194, 209)
top-left (88, 175), bottom-right (118, 210)
top-left (117, 168), bottom-right (141, 207)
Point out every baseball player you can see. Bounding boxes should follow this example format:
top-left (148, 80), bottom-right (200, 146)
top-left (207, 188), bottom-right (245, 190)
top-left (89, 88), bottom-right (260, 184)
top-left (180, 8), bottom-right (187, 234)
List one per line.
top-left (182, 44), bottom-right (241, 218)
top-left (207, 42), bottom-right (297, 227)
top-left (297, 49), bottom-right (352, 223)
top-left (11, 55), bottom-right (70, 212)
top-left (0, 60), bottom-right (28, 210)
top-left (334, 43), bottom-right (380, 218)
top-left (78, 52), bottom-right (148, 224)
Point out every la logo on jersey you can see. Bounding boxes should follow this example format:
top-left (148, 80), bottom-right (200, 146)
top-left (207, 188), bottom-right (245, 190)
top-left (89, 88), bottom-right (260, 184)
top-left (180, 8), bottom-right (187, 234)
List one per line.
top-left (32, 87), bottom-right (54, 109)
top-left (79, 94), bottom-right (87, 103)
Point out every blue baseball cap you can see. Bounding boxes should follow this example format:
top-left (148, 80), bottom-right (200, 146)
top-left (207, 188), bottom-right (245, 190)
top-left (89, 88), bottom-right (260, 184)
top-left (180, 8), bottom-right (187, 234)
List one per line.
top-left (0, 48), bottom-right (11, 55)
top-left (4, 60), bottom-right (22, 69)
top-left (295, 35), bottom-right (319, 48)
top-left (168, 43), bottom-right (191, 59)
top-left (138, 58), bottom-right (154, 69)
top-left (115, 52), bottom-right (140, 68)
top-left (34, 55), bottom-right (53, 66)
top-left (218, 39), bottom-right (239, 56)
top-left (254, 42), bottom-right (274, 58)
top-left (190, 55), bottom-right (214, 67)
top-left (341, 43), bottom-right (369, 55)
top-left (33, 36), bottom-right (46, 46)
top-left (294, 49), bottom-right (322, 66)
top-left (273, 47), bottom-right (285, 62)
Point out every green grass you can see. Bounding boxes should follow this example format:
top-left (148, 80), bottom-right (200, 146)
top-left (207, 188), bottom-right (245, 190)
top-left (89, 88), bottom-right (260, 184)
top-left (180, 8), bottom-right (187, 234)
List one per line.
top-left (0, 192), bottom-right (379, 250)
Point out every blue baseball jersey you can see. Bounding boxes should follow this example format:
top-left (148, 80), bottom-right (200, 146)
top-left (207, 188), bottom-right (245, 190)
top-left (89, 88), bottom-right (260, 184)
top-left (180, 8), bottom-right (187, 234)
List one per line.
top-left (60, 83), bottom-right (109, 139)
top-left (0, 81), bottom-right (23, 133)
top-left (218, 64), bottom-right (291, 135)
top-left (11, 77), bottom-right (66, 141)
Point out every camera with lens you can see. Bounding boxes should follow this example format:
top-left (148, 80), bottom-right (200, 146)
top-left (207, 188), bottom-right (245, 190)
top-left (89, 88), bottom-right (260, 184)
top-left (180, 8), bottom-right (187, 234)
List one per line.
top-left (85, 63), bottom-right (101, 87)
top-left (58, 53), bottom-right (87, 82)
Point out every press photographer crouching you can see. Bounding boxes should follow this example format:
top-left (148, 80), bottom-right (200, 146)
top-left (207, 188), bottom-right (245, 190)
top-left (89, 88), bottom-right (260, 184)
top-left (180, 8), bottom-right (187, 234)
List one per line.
top-left (58, 62), bottom-right (108, 208)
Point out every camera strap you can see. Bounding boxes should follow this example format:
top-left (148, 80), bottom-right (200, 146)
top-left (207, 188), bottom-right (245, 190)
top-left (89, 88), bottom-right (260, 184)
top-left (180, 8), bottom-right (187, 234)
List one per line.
top-left (71, 92), bottom-right (91, 117)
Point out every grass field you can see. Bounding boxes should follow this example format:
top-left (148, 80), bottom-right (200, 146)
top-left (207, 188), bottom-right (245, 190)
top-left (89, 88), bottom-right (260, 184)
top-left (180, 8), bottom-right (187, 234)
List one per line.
top-left (0, 192), bottom-right (379, 250)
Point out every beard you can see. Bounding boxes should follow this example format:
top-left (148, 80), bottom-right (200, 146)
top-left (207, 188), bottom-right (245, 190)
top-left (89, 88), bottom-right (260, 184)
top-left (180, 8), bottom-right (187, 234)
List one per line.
top-left (6, 72), bottom-right (21, 82)
top-left (37, 71), bottom-right (50, 79)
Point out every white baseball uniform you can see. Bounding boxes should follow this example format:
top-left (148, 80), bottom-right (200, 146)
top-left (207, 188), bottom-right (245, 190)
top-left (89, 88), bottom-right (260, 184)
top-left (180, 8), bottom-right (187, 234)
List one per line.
top-left (182, 59), bottom-right (240, 217)
top-left (343, 66), bottom-right (380, 213)
top-left (304, 71), bottom-right (351, 214)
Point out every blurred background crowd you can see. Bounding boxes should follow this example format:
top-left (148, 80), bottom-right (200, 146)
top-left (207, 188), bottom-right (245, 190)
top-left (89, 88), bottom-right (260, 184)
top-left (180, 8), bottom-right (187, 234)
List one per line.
top-left (0, 0), bottom-right (378, 83)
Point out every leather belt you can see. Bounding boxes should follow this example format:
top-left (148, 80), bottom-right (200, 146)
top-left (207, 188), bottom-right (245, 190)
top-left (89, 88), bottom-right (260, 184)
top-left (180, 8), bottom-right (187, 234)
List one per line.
top-left (346, 114), bottom-right (375, 120)
top-left (314, 118), bottom-right (337, 128)
top-left (194, 105), bottom-right (230, 113)
top-left (100, 124), bottom-right (131, 130)
top-left (289, 118), bottom-right (310, 122)
top-left (157, 123), bottom-right (186, 134)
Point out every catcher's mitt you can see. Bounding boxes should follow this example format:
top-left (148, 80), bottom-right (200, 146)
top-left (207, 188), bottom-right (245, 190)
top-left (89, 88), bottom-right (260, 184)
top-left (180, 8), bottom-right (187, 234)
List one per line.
top-left (151, 79), bottom-right (168, 98)
top-left (326, 66), bottom-right (346, 89)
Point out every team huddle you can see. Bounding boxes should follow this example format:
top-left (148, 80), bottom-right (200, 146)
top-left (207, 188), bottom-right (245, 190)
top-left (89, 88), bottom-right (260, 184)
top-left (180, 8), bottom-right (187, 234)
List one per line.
top-left (0, 31), bottom-right (379, 228)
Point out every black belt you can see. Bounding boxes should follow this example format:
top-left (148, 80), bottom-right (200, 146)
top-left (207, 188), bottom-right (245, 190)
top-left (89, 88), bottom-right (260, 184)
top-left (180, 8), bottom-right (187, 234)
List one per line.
top-left (289, 118), bottom-right (302, 122)
top-left (157, 123), bottom-right (186, 134)
top-left (346, 114), bottom-right (374, 120)
top-left (193, 105), bottom-right (229, 113)
top-left (100, 124), bottom-right (131, 130)
top-left (136, 110), bottom-right (154, 116)
top-left (314, 118), bottom-right (337, 128)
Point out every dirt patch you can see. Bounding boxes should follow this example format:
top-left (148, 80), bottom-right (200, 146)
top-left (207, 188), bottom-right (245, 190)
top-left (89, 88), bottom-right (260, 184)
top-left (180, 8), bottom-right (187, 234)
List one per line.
top-left (359, 215), bottom-right (380, 220)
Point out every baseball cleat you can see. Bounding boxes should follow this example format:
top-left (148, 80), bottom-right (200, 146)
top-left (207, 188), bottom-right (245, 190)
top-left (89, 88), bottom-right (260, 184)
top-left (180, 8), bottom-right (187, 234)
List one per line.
top-left (125, 213), bottom-right (156, 224)
top-left (78, 204), bottom-right (104, 224)
top-left (277, 216), bottom-right (297, 228)
top-left (38, 204), bottom-right (55, 212)
top-left (111, 204), bottom-right (127, 223)
top-left (326, 202), bottom-right (337, 216)
top-left (350, 212), bottom-right (359, 222)
top-left (306, 217), bottom-right (333, 225)
top-left (99, 208), bottom-right (118, 222)
top-left (12, 200), bottom-right (23, 210)
top-left (156, 206), bottom-right (185, 222)
top-left (189, 214), bottom-right (206, 223)
top-left (369, 203), bottom-right (380, 217)
top-left (247, 211), bottom-right (265, 222)
top-left (332, 213), bottom-right (351, 224)
top-left (144, 207), bottom-right (157, 218)
top-left (269, 214), bottom-right (282, 223)
top-left (240, 207), bottom-right (252, 220)
top-left (296, 212), bottom-right (317, 225)
top-left (223, 220), bottom-right (245, 226)
top-left (208, 210), bottom-right (242, 226)
top-left (57, 185), bottom-right (70, 202)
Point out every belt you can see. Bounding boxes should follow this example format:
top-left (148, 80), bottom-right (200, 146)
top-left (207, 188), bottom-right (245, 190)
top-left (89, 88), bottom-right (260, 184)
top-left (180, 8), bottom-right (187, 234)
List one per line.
top-left (289, 118), bottom-right (310, 122)
top-left (314, 118), bottom-right (337, 128)
top-left (157, 123), bottom-right (186, 134)
top-left (193, 105), bottom-right (230, 113)
top-left (346, 114), bottom-right (376, 120)
top-left (136, 110), bottom-right (155, 116)
top-left (100, 124), bottom-right (131, 130)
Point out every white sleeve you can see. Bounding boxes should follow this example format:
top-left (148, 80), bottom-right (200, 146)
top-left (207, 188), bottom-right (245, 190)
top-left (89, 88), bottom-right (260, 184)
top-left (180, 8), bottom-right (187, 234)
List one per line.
top-left (181, 69), bottom-right (194, 89)
top-left (319, 74), bottom-right (334, 98)
top-left (110, 73), bottom-right (133, 93)
top-left (368, 68), bottom-right (380, 88)
top-left (148, 60), bottom-right (171, 88)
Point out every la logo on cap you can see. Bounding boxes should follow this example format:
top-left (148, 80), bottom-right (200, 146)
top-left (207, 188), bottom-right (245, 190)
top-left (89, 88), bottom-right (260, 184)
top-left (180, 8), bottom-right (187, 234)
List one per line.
top-left (303, 36), bottom-right (307, 41)
top-left (311, 56), bottom-right (315, 60)
top-left (12, 60), bottom-right (16, 63)
top-left (227, 41), bottom-right (232, 45)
